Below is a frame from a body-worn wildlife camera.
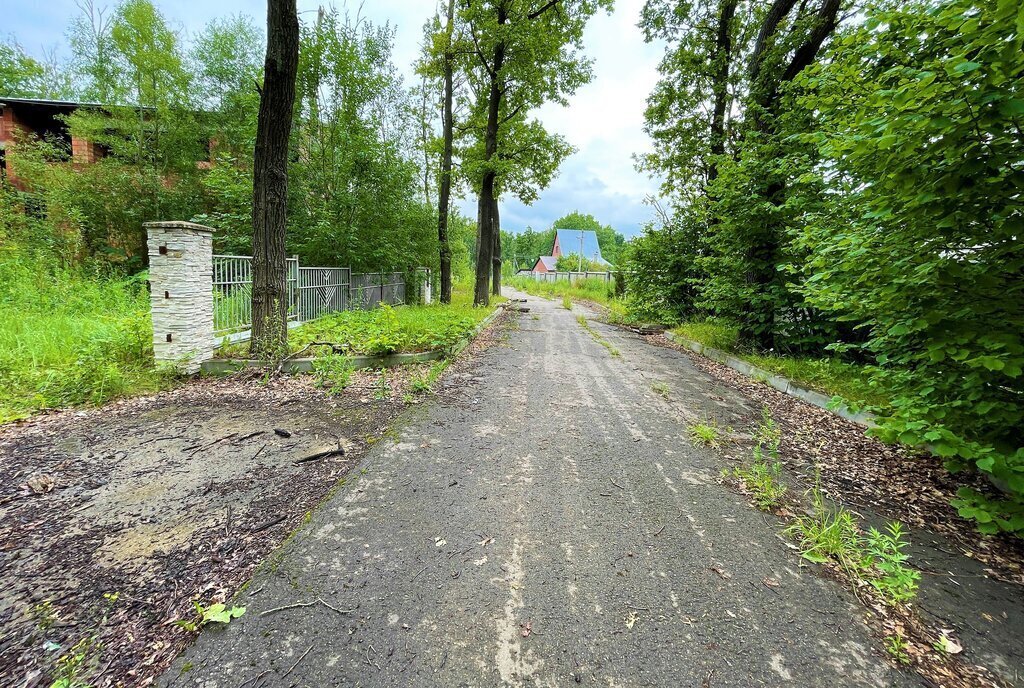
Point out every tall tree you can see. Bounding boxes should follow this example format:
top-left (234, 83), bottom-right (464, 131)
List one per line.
top-left (419, 0), bottom-right (458, 303)
top-left (461, 0), bottom-right (610, 305)
top-left (250, 0), bottom-right (299, 358)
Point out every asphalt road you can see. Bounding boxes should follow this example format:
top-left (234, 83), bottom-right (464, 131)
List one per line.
top-left (162, 288), bottom-right (911, 687)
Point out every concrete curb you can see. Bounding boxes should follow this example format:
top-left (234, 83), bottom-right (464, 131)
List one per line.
top-left (201, 305), bottom-right (504, 376)
top-left (663, 331), bottom-right (877, 429)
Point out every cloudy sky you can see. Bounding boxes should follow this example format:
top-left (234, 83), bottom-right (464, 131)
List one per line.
top-left (6, 0), bottom-right (664, 238)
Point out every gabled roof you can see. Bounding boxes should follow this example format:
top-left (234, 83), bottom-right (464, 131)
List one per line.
top-left (535, 256), bottom-right (557, 271)
top-left (554, 229), bottom-right (608, 265)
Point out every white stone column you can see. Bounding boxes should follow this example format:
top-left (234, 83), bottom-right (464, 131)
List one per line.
top-left (145, 221), bottom-right (215, 373)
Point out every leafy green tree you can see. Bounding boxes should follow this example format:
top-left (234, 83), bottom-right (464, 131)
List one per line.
top-left (0, 41), bottom-right (46, 97)
top-left (191, 15), bottom-right (263, 153)
top-left (793, 0), bottom-right (1024, 531)
top-left (459, 0), bottom-right (611, 305)
top-left (288, 8), bottom-right (433, 272)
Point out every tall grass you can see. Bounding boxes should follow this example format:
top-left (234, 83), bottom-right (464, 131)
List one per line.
top-left (507, 275), bottom-right (617, 306)
top-left (0, 253), bottom-right (171, 423)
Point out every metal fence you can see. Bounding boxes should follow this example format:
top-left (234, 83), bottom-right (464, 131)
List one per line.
top-left (213, 255), bottom-right (406, 340)
top-left (520, 270), bottom-right (615, 284)
top-left (350, 272), bottom-right (406, 310)
top-left (213, 255), bottom-right (299, 336)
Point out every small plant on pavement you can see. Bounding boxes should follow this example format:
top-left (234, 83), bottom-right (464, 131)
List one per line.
top-left (786, 486), bottom-right (919, 604)
top-left (728, 445), bottom-right (787, 511)
top-left (688, 421), bottom-right (721, 448)
top-left (651, 381), bottom-right (670, 399)
top-left (884, 634), bottom-right (911, 665)
top-left (174, 600), bottom-right (246, 633)
top-left (49, 635), bottom-right (100, 688)
top-left (862, 522), bottom-right (920, 603)
top-left (785, 486), bottom-right (862, 568)
top-left (562, 295), bottom-right (572, 310)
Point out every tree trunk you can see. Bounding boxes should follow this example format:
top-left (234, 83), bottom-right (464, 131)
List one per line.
top-left (738, 0), bottom-right (841, 351)
top-left (491, 196), bottom-right (501, 296)
top-left (473, 6), bottom-right (508, 306)
top-left (436, 0), bottom-right (456, 304)
top-left (707, 0), bottom-right (737, 186)
top-left (251, 0), bottom-right (299, 358)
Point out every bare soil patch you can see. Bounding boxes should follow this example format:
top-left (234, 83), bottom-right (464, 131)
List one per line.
top-left (0, 311), bottom-right (510, 688)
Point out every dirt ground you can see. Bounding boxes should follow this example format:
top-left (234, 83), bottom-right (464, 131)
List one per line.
top-left (0, 315), bottom-right (507, 688)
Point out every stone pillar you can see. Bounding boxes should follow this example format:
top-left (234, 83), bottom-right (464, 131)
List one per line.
top-left (145, 221), bottom-right (215, 373)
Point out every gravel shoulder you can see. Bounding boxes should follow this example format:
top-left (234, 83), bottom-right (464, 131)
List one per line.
top-left (159, 289), bottom-right (920, 687)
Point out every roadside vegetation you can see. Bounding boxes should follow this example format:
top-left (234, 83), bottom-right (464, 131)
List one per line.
top-left (0, 247), bottom-right (174, 423)
top-left (614, 0), bottom-right (1024, 534)
top-left (672, 320), bottom-right (886, 406)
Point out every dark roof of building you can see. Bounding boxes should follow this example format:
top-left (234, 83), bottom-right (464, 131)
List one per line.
top-left (0, 96), bottom-right (102, 110)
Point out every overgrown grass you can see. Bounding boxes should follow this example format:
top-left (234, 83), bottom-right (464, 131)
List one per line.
top-left (508, 275), bottom-right (617, 306)
top-left (221, 277), bottom-right (498, 358)
top-left (0, 253), bottom-right (173, 423)
top-left (671, 319), bottom-right (883, 405)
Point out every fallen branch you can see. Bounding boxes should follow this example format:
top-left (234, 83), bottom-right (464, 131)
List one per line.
top-left (282, 644), bottom-right (313, 679)
top-left (250, 515), bottom-right (286, 533)
top-left (293, 447), bottom-right (345, 465)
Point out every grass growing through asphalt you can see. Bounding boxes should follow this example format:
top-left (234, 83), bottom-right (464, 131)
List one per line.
top-left (576, 315), bottom-right (620, 357)
top-left (688, 421), bottom-right (721, 448)
top-left (670, 319), bottom-right (884, 405)
top-left (726, 408), bottom-right (787, 510)
top-left (0, 254), bottom-right (175, 423)
top-left (651, 381), bottom-right (670, 399)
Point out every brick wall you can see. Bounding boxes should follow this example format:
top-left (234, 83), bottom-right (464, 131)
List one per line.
top-left (0, 106), bottom-right (27, 183)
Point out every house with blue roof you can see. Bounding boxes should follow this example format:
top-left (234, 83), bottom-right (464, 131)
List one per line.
top-left (531, 229), bottom-right (610, 272)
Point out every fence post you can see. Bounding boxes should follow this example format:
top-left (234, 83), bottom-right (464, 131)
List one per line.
top-left (145, 221), bottom-right (215, 373)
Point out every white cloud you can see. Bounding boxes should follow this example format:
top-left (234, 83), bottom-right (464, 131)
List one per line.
top-left (6, 0), bottom-right (663, 237)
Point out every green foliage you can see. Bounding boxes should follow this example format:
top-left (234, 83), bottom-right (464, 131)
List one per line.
top-left (884, 634), bottom-right (911, 665)
top-left (729, 449), bottom-right (787, 511)
top-left (688, 421), bottom-right (721, 448)
top-left (283, 302), bottom-right (488, 357)
top-left (49, 635), bottom-right (100, 688)
top-left (785, 489), bottom-right (863, 567)
top-left (862, 522), bottom-right (920, 604)
top-left (0, 246), bottom-right (174, 423)
top-left (411, 359), bottom-right (450, 395)
top-left (508, 275), bottom-right (617, 307)
top-left (173, 600), bottom-right (246, 633)
top-left (555, 253), bottom-right (603, 273)
top-left (618, 208), bottom-right (704, 325)
top-left (561, 295), bottom-right (572, 311)
top-left (787, 0), bottom-right (1024, 529)
top-left (672, 320), bottom-right (739, 352)
top-left (312, 354), bottom-right (355, 395)
top-left (289, 9), bottom-right (435, 271)
top-left (651, 381), bottom-right (670, 399)
top-left (786, 487), bottom-right (919, 605)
